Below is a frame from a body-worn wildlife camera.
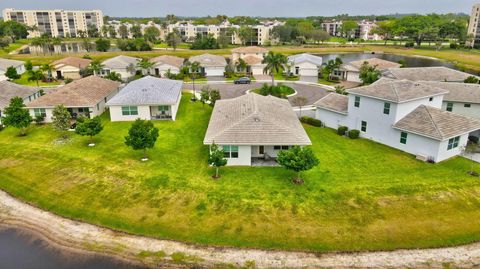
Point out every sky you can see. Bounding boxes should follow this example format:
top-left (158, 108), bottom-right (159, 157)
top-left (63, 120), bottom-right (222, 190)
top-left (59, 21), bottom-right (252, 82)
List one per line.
top-left (0, 0), bottom-right (477, 17)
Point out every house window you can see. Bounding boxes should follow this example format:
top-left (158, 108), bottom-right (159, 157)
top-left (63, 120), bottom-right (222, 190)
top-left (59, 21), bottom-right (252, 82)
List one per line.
top-left (447, 136), bottom-right (460, 150)
top-left (222, 145), bottom-right (239, 158)
top-left (274, 145), bottom-right (281, 150)
top-left (446, 102), bottom-right (453, 112)
top-left (383, 102), bottom-right (391, 115)
top-left (354, 96), bottom-right (360, 108)
top-left (429, 97), bottom-right (433, 102)
top-left (361, 121), bottom-right (367, 132)
top-left (400, 132), bottom-right (408, 144)
top-left (121, 106), bottom-right (138, 116)
top-left (281, 146), bottom-right (289, 150)
top-left (96, 103), bottom-right (99, 110)
top-left (465, 103), bottom-right (471, 108)
top-left (33, 108), bottom-right (46, 117)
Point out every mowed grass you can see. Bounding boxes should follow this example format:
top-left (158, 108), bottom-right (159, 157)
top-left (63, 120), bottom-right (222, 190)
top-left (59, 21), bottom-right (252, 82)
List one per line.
top-left (1, 95), bottom-right (480, 252)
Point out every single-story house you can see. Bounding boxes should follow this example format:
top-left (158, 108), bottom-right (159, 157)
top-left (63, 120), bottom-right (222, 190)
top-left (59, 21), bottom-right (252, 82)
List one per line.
top-left (26, 76), bottom-right (121, 122)
top-left (382, 66), bottom-right (477, 82)
top-left (337, 58), bottom-right (402, 82)
top-left (106, 76), bottom-right (182, 121)
top-left (314, 78), bottom-right (480, 162)
top-left (150, 55), bottom-right (184, 77)
top-left (101, 55), bottom-right (140, 81)
top-left (204, 93), bottom-right (312, 166)
top-left (52, 57), bottom-right (92, 80)
top-left (231, 46), bottom-right (269, 76)
top-left (189, 54), bottom-right (227, 77)
top-left (0, 81), bottom-right (41, 123)
top-left (287, 53), bottom-right (323, 77)
top-left (0, 58), bottom-right (25, 81)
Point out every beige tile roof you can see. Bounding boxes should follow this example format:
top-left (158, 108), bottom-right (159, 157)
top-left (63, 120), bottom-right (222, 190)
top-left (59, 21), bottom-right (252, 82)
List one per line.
top-left (150, 55), bottom-right (185, 68)
top-left (204, 93), bottom-right (311, 145)
top-left (347, 79), bottom-right (448, 103)
top-left (342, 58), bottom-right (402, 72)
top-left (240, 55), bottom-right (264, 65)
top-left (393, 105), bottom-right (480, 140)
top-left (52, 57), bottom-right (92, 69)
top-left (189, 54), bottom-right (227, 67)
top-left (383, 67), bottom-right (476, 82)
top-left (0, 81), bottom-right (39, 109)
top-left (27, 76), bottom-right (120, 108)
top-left (419, 81), bottom-right (480, 104)
top-left (314, 93), bottom-right (348, 114)
top-left (232, 46), bottom-right (269, 54)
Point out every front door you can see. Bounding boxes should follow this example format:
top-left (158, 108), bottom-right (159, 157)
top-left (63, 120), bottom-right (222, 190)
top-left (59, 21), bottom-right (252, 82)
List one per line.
top-left (155, 68), bottom-right (160, 76)
top-left (56, 70), bottom-right (62, 79)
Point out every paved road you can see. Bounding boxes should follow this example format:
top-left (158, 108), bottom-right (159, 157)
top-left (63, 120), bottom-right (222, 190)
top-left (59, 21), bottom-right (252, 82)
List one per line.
top-left (185, 82), bottom-right (330, 106)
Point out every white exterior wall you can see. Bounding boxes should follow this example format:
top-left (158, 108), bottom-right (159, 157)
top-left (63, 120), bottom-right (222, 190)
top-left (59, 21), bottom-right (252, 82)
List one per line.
top-left (222, 145), bottom-right (251, 166)
top-left (437, 134), bottom-right (470, 162)
top-left (395, 96), bottom-right (443, 122)
top-left (251, 65), bottom-right (265, 75)
top-left (315, 109), bottom-right (350, 129)
top-left (346, 71), bottom-right (361, 82)
top-left (102, 68), bottom-right (135, 81)
top-left (153, 63), bottom-right (180, 77)
top-left (441, 102), bottom-right (480, 119)
top-left (56, 65), bottom-right (81, 80)
top-left (204, 66), bottom-right (225, 77)
top-left (109, 105), bottom-right (150, 121)
top-left (294, 62), bottom-right (319, 77)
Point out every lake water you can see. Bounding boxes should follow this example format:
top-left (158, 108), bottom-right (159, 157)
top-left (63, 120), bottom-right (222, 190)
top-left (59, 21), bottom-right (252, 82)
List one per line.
top-left (0, 226), bottom-right (146, 269)
top-left (18, 42), bottom-right (120, 55)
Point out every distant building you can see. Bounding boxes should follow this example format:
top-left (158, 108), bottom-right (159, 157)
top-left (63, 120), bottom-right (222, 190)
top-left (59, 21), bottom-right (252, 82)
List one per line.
top-left (2, 8), bottom-right (104, 38)
top-left (321, 20), bottom-right (342, 37)
top-left (468, 3), bottom-right (480, 48)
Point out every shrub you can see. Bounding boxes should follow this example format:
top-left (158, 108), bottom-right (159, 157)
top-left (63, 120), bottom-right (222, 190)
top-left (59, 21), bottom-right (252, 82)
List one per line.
top-left (450, 43), bottom-right (459, 49)
top-left (405, 42), bottom-right (415, 48)
top-left (34, 115), bottom-right (45, 124)
top-left (300, 116), bottom-right (322, 127)
top-left (0, 124), bottom-right (4, 132)
top-left (469, 135), bottom-right (479, 144)
top-left (337, 126), bottom-right (348, 136)
top-left (348, 129), bottom-right (360, 139)
top-left (64, 78), bottom-right (73, 84)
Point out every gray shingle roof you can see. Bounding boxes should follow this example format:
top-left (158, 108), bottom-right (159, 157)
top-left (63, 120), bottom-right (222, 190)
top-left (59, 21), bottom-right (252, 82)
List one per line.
top-left (288, 53), bottom-right (323, 66)
top-left (342, 57), bottom-right (401, 72)
top-left (347, 79), bottom-right (448, 103)
top-left (0, 81), bottom-right (39, 109)
top-left (393, 105), bottom-right (480, 140)
top-left (204, 93), bottom-right (311, 145)
top-left (106, 76), bottom-right (182, 106)
top-left (314, 93), bottom-right (348, 114)
top-left (189, 54), bottom-right (227, 67)
top-left (102, 55), bottom-right (140, 69)
top-left (419, 81), bottom-right (480, 104)
top-left (383, 67), bottom-right (476, 82)
top-left (150, 55), bottom-right (184, 68)
top-left (0, 58), bottom-right (24, 72)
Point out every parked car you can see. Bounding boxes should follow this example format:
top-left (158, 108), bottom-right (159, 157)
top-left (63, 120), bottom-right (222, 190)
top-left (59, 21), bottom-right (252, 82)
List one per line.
top-left (234, 77), bottom-right (251, 84)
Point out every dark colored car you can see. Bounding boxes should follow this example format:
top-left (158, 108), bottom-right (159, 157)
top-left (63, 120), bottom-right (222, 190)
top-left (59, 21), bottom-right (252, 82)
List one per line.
top-left (234, 77), bottom-right (251, 84)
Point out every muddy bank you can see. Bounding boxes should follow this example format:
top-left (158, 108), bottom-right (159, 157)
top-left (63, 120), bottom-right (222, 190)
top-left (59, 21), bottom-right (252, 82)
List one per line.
top-left (1, 189), bottom-right (480, 268)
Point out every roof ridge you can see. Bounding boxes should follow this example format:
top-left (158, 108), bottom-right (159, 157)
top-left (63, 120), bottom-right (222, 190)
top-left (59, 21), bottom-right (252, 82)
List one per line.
top-left (423, 105), bottom-right (444, 139)
top-left (391, 81), bottom-right (400, 102)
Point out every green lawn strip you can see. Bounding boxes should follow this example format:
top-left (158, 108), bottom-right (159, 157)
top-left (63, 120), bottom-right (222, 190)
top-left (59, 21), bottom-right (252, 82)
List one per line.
top-left (13, 73), bottom-right (62, 87)
top-left (1, 94), bottom-right (480, 252)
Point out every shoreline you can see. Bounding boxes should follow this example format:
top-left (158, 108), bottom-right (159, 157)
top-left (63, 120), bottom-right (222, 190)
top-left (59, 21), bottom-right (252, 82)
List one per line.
top-left (2, 190), bottom-right (480, 268)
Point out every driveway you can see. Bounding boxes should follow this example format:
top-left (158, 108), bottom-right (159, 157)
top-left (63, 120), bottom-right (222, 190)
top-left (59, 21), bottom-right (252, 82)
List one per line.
top-left (184, 82), bottom-right (329, 106)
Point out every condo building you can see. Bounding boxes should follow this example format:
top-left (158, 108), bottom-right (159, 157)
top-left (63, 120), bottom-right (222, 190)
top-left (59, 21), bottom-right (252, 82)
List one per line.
top-left (2, 8), bottom-right (104, 38)
top-left (468, 3), bottom-right (480, 48)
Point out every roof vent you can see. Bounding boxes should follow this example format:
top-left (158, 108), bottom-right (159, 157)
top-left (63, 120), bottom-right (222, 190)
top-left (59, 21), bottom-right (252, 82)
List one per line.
top-left (254, 117), bottom-right (260, 122)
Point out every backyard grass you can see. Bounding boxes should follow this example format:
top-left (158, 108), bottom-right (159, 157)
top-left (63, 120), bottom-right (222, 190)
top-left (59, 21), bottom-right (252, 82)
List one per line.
top-left (13, 73), bottom-right (62, 87)
top-left (1, 95), bottom-right (480, 252)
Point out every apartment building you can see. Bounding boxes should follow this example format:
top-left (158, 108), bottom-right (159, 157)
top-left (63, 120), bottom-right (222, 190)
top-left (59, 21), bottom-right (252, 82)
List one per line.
top-left (2, 8), bottom-right (104, 38)
top-left (321, 20), bottom-right (342, 36)
top-left (356, 20), bottom-right (380, 40)
top-left (468, 3), bottom-right (480, 48)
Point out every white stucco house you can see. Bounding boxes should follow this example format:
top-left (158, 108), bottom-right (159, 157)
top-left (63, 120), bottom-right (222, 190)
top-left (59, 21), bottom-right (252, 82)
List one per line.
top-left (26, 76), bottom-right (121, 122)
top-left (189, 54), bottom-right (227, 77)
top-left (0, 58), bottom-right (25, 81)
top-left (52, 57), bottom-right (92, 80)
top-left (0, 81), bottom-right (41, 124)
top-left (204, 93), bottom-right (312, 166)
top-left (314, 78), bottom-right (480, 163)
top-left (337, 58), bottom-right (402, 82)
top-left (106, 76), bottom-right (182, 121)
top-left (287, 53), bottom-right (323, 77)
top-left (149, 55), bottom-right (184, 77)
top-left (101, 55), bottom-right (140, 81)
top-left (231, 46), bottom-right (269, 76)
top-left (382, 66), bottom-right (477, 82)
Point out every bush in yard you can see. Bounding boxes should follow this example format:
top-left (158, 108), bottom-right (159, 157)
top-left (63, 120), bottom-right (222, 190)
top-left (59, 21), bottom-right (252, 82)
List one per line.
top-left (2, 97), bottom-right (32, 136)
top-left (5, 66), bottom-right (20, 80)
top-left (348, 129), bottom-right (360, 139)
top-left (464, 76), bottom-right (479, 84)
top-left (209, 90), bottom-right (221, 107)
top-left (337, 126), bottom-right (348, 136)
top-left (300, 116), bottom-right (322, 127)
top-left (51, 104), bottom-right (72, 139)
top-left (125, 119), bottom-right (159, 161)
top-left (277, 146), bottom-right (319, 184)
top-left (405, 42), bottom-right (415, 48)
top-left (75, 116), bottom-right (103, 146)
top-left (450, 43), bottom-right (459, 49)
top-left (34, 114), bottom-right (45, 125)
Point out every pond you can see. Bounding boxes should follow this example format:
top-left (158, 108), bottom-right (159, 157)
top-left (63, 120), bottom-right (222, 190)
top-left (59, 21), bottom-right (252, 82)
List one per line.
top-left (0, 226), bottom-right (146, 269)
top-left (18, 42), bottom-right (120, 55)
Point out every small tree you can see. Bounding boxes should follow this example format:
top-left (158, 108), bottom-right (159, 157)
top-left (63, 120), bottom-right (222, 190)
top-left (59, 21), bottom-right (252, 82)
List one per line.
top-left (334, 85), bottom-right (347, 95)
top-left (51, 104), bottom-right (72, 138)
top-left (200, 87), bottom-right (211, 107)
top-left (359, 62), bottom-right (381, 85)
top-left (464, 76), bottom-right (480, 84)
top-left (27, 70), bottom-right (45, 87)
top-left (209, 90), bottom-right (221, 107)
top-left (277, 146), bottom-right (319, 184)
top-left (5, 66), bottom-right (20, 80)
top-left (25, 60), bottom-right (33, 72)
top-left (105, 71), bottom-right (122, 82)
top-left (125, 119), bottom-right (159, 160)
top-left (208, 143), bottom-right (227, 179)
top-left (95, 38), bottom-right (111, 52)
top-left (75, 116), bottom-right (103, 146)
top-left (462, 142), bottom-right (479, 176)
top-left (291, 96), bottom-right (308, 117)
top-left (2, 97), bottom-right (32, 136)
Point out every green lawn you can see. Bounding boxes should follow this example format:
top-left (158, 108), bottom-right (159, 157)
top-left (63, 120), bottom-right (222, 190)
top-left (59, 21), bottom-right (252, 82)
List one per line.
top-left (13, 73), bottom-right (62, 87)
top-left (1, 95), bottom-right (480, 252)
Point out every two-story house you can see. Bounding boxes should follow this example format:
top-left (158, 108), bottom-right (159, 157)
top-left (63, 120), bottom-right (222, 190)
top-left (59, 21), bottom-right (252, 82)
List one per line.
top-left (314, 78), bottom-right (480, 162)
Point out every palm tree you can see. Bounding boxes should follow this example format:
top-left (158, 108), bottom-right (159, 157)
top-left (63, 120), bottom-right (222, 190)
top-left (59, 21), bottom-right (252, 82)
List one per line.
top-left (40, 63), bottom-right (55, 82)
top-left (126, 63), bottom-right (137, 76)
top-left (262, 51), bottom-right (287, 86)
top-left (235, 58), bottom-right (247, 75)
top-left (137, 58), bottom-right (154, 76)
top-left (28, 70), bottom-right (45, 87)
top-left (189, 61), bottom-right (201, 101)
top-left (89, 60), bottom-right (105, 76)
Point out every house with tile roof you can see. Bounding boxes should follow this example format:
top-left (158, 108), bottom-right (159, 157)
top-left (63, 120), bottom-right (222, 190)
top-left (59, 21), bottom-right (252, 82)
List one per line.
top-left (101, 55), bottom-right (141, 81)
top-left (189, 54), bottom-right (227, 77)
top-left (106, 76), bottom-right (182, 121)
top-left (382, 66), bottom-right (476, 82)
top-left (314, 78), bottom-right (480, 162)
top-left (231, 46), bottom-right (269, 76)
top-left (149, 55), bottom-right (185, 77)
top-left (204, 93), bottom-right (311, 166)
top-left (26, 76), bottom-right (121, 122)
top-left (0, 58), bottom-right (25, 81)
top-left (338, 58), bottom-right (402, 82)
top-left (0, 81), bottom-right (41, 123)
top-left (287, 53), bottom-right (323, 77)
top-left (52, 57), bottom-right (92, 80)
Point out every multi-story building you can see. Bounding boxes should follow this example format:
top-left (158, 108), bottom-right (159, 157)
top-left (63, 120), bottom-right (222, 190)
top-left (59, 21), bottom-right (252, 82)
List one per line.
top-left (468, 3), bottom-right (480, 48)
top-left (2, 8), bottom-right (104, 38)
top-left (356, 20), bottom-right (380, 40)
top-left (321, 20), bottom-right (342, 37)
